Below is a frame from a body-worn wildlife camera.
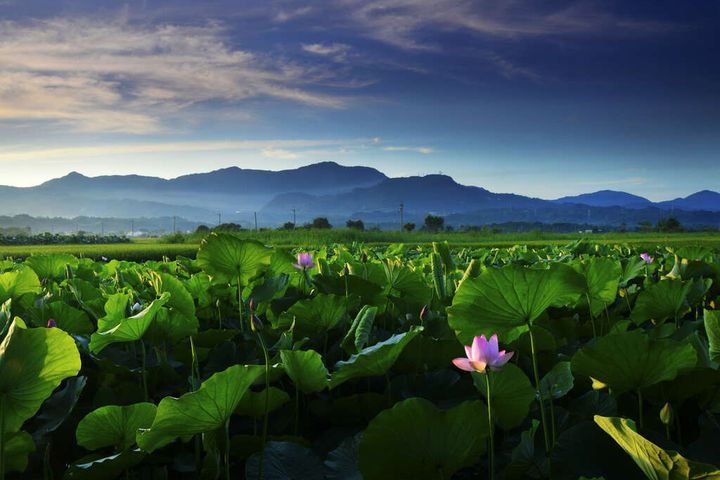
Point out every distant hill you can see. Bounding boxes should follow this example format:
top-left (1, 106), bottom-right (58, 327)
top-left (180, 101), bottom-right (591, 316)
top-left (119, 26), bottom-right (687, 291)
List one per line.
top-left (657, 190), bottom-right (720, 212)
top-left (0, 161), bottom-right (717, 231)
top-left (262, 174), bottom-right (548, 215)
top-left (0, 162), bottom-right (387, 221)
top-left (554, 190), bottom-right (652, 208)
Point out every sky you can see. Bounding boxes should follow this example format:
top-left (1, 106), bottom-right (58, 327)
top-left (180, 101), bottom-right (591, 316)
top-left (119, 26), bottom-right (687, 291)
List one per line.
top-left (0, 0), bottom-right (718, 201)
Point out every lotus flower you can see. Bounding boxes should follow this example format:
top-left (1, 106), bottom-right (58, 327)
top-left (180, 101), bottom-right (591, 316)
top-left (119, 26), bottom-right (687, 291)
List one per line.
top-left (640, 252), bottom-right (654, 264)
top-left (47, 319), bottom-right (57, 328)
top-left (293, 252), bottom-right (315, 270)
top-left (452, 334), bottom-right (513, 374)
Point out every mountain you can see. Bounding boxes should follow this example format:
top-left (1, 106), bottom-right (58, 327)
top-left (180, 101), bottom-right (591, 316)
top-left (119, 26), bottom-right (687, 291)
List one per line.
top-left (656, 190), bottom-right (720, 212)
top-left (0, 161), bottom-right (717, 232)
top-left (554, 190), bottom-right (652, 208)
top-left (0, 162), bottom-right (387, 221)
top-left (262, 174), bottom-right (548, 216)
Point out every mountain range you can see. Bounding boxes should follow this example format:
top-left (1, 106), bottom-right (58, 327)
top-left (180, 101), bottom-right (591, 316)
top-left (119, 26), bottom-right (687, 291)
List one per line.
top-left (0, 162), bottom-right (718, 232)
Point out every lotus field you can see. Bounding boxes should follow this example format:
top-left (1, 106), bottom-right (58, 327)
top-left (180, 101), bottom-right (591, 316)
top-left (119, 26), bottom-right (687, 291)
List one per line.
top-left (1, 233), bottom-right (720, 479)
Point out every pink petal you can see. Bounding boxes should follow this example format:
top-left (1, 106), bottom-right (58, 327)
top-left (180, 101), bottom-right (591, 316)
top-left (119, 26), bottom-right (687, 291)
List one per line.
top-left (452, 358), bottom-right (475, 372)
top-left (494, 350), bottom-right (514, 366)
top-left (488, 334), bottom-right (500, 359)
top-left (464, 345), bottom-right (472, 359)
top-left (472, 335), bottom-right (486, 362)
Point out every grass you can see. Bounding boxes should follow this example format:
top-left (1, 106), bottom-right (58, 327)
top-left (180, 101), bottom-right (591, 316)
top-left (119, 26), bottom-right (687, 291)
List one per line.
top-left (1, 230), bottom-right (719, 260)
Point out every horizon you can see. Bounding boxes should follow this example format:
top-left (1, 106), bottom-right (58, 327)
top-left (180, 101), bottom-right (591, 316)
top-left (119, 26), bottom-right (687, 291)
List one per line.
top-left (1, 1), bottom-right (719, 201)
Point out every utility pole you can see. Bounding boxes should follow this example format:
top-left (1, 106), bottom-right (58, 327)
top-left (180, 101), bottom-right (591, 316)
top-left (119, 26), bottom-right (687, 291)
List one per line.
top-left (101, 221), bottom-right (104, 236)
top-left (172, 216), bottom-right (177, 234)
top-left (292, 208), bottom-right (296, 228)
top-left (131, 219), bottom-right (134, 237)
top-left (254, 212), bottom-right (258, 232)
top-left (399, 202), bottom-right (404, 232)
top-left (217, 212), bottom-right (222, 226)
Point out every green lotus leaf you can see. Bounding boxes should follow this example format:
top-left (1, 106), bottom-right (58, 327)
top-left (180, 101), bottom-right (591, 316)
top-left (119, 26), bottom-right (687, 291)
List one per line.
top-left (0, 318), bottom-right (81, 434)
top-left (572, 330), bottom-right (696, 394)
top-left (325, 434), bottom-right (362, 480)
top-left (275, 294), bottom-right (348, 334)
top-left (340, 305), bottom-right (377, 354)
top-left (76, 403), bottom-right (157, 451)
top-left (280, 349), bottom-right (329, 394)
top-left (145, 273), bottom-right (198, 343)
top-left (594, 415), bottom-right (720, 479)
top-left (137, 364), bottom-right (264, 452)
top-left (330, 327), bottom-right (421, 389)
top-left (572, 257), bottom-right (621, 317)
top-left (64, 449), bottom-right (146, 479)
top-left (245, 441), bottom-right (326, 480)
top-left (540, 361), bottom-right (574, 399)
top-left (0, 267), bottom-right (41, 304)
top-left (44, 302), bottom-right (94, 335)
top-left (473, 363), bottom-right (535, 429)
top-left (448, 263), bottom-right (585, 344)
top-left (621, 256), bottom-right (648, 287)
top-left (358, 398), bottom-right (489, 480)
top-left (25, 254), bottom-right (79, 281)
top-left (3, 430), bottom-right (34, 473)
top-left (631, 279), bottom-right (693, 326)
top-left (89, 292), bottom-right (169, 353)
top-left (196, 233), bottom-right (272, 286)
top-left (382, 259), bottom-right (431, 305)
top-left (235, 387), bottom-right (290, 418)
top-left (505, 420), bottom-right (541, 479)
top-left (704, 309), bottom-right (720, 364)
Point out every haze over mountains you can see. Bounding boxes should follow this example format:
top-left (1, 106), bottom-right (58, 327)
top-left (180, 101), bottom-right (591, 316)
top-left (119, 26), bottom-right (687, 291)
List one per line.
top-left (0, 162), bottom-right (718, 232)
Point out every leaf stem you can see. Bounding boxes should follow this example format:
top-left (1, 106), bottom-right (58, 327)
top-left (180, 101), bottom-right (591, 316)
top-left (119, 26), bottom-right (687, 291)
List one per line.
top-left (638, 390), bottom-right (644, 428)
top-left (140, 340), bottom-right (148, 402)
top-left (256, 332), bottom-right (271, 480)
top-left (224, 417), bottom-right (231, 480)
top-left (529, 328), bottom-right (551, 456)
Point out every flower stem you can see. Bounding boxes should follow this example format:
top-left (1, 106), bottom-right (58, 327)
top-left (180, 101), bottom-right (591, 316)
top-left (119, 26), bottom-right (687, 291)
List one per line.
top-left (224, 417), bottom-right (231, 480)
top-left (485, 372), bottom-right (494, 480)
top-left (529, 328), bottom-right (551, 456)
top-left (638, 390), bottom-right (644, 428)
top-left (237, 279), bottom-right (244, 333)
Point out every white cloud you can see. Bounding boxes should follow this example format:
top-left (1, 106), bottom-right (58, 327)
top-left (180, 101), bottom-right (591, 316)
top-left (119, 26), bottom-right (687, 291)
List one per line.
top-left (261, 148), bottom-right (300, 160)
top-left (338, 0), bottom-right (674, 51)
top-left (302, 43), bottom-right (352, 62)
top-left (383, 146), bottom-right (433, 154)
top-left (0, 18), bottom-right (347, 134)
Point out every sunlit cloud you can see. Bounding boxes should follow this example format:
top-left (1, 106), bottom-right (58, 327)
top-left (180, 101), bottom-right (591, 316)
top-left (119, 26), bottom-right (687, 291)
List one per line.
top-left (0, 18), bottom-right (347, 134)
top-left (383, 146), bottom-right (433, 154)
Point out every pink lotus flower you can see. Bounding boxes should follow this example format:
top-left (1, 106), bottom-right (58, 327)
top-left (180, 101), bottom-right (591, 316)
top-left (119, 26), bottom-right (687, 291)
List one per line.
top-left (293, 252), bottom-right (315, 270)
top-left (47, 319), bottom-right (57, 328)
top-left (452, 334), bottom-right (513, 374)
top-left (640, 252), bottom-right (654, 264)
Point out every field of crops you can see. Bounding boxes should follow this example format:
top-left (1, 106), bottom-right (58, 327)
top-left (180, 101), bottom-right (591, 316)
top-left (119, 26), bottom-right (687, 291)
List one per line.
top-left (0, 233), bottom-right (719, 479)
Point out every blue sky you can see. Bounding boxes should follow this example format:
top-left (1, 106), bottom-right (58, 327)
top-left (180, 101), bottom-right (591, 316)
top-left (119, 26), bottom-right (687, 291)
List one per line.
top-left (0, 0), bottom-right (718, 200)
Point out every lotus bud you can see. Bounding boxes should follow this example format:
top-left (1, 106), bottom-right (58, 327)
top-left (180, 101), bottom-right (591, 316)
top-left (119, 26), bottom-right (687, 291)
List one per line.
top-left (419, 305), bottom-right (429, 323)
top-left (47, 319), bottom-right (57, 328)
top-left (131, 302), bottom-right (142, 313)
top-left (250, 314), bottom-right (264, 333)
top-left (249, 297), bottom-right (257, 313)
top-left (660, 402), bottom-right (673, 426)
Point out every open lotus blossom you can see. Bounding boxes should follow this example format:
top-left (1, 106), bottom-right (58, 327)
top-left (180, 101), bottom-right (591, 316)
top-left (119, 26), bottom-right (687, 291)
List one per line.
top-left (452, 334), bottom-right (513, 374)
top-left (640, 252), bottom-right (654, 264)
top-left (293, 252), bottom-right (315, 270)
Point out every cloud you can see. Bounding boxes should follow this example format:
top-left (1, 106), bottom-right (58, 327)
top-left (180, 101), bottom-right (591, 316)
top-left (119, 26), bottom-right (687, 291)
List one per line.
top-left (302, 43), bottom-right (352, 62)
top-left (336, 0), bottom-right (675, 51)
top-left (0, 138), bottom-right (365, 163)
top-left (0, 18), bottom-right (347, 134)
top-left (383, 146), bottom-right (433, 154)
top-left (261, 148), bottom-right (300, 159)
